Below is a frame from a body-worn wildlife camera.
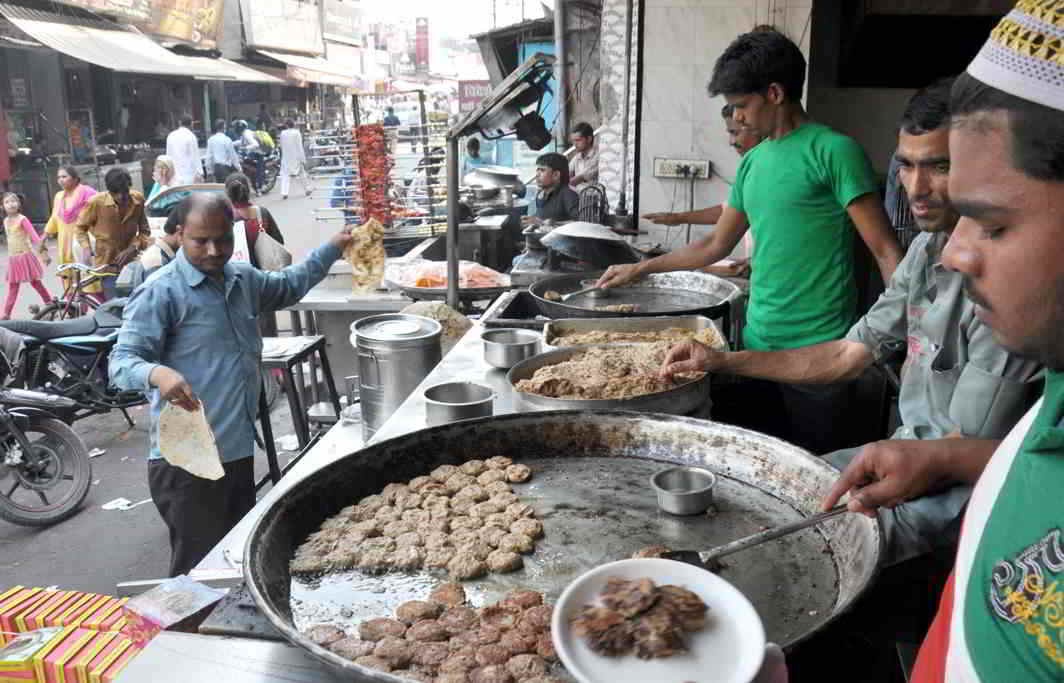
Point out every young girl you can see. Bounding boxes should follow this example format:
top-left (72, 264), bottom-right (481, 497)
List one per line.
top-left (2, 193), bottom-right (53, 320)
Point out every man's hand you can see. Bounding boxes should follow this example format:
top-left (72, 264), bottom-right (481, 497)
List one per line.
top-left (643, 212), bottom-right (684, 226)
top-left (595, 263), bottom-right (643, 289)
top-left (114, 245), bottom-right (139, 269)
top-left (821, 440), bottom-right (950, 517)
top-left (327, 227), bottom-right (354, 251)
top-left (521, 216), bottom-right (543, 228)
top-left (703, 258), bottom-right (751, 279)
top-left (570, 174), bottom-right (586, 186)
top-left (150, 366), bottom-right (200, 412)
top-left (660, 340), bottom-right (724, 379)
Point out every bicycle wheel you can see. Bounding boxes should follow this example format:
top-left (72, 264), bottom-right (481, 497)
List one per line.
top-left (33, 296), bottom-right (98, 321)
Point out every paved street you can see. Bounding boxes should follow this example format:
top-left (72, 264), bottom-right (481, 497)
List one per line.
top-left (0, 186), bottom-right (335, 594)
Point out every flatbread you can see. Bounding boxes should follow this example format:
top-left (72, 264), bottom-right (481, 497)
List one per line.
top-left (158, 402), bottom-right (223, 480)
top-left (345, 217), bottom-right (387, 294)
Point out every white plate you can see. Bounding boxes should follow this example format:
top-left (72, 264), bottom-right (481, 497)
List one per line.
top-left (552, 558), bottom-right (765, 683)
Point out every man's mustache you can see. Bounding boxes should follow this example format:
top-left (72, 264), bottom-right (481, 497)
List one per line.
top-left (963, 278), bottom-right (992, 311)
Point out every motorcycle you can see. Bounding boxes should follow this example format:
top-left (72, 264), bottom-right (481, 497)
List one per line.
top-left (0, 300), bottom-right (147, 428)
top-left (0, 340), bottom-right (91, 526)
top-left (239, 147), bottom-right (280, 196)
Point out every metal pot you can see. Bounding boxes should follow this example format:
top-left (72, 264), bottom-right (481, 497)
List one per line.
top-left (464, 165), bottom-right (521, 189)
top-left (243, 412), bottom-right (881, 682)
top-left (482, 328), bottom-right (541, 369)
top-left (424, 381), bottom-right (495, 426)
top-left (351, 314), bottom-right (442, 441)
top-left (507, 345), bottom-right (711, 415)
top-left (467, 185), bottom-right (500, 201)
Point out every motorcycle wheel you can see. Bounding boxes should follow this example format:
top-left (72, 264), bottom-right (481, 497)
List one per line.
top-left (260, 167), bottom-right (278, 195)
top-left (0, 418), bottom-right (91, 527)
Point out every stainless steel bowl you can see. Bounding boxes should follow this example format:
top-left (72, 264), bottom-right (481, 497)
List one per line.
top-left (482, 328), bottom-right (541, 369)
top-left (650, 465), bottom-right (717, 515)
top-left (424, 382), bottom-right (495, 426)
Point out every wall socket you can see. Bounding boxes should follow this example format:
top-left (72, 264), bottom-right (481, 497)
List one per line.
top-left (653, 157), bottom-right (712, 179)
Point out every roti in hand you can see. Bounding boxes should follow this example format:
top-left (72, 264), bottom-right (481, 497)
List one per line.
top-left (158, 402), bottom-right (224, 480)
top-left (346, 217), bottom-right (387, 294)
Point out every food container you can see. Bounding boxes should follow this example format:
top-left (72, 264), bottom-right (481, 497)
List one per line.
top-left (352, 314), bottom-right (442, 441)
top-left (481, 328), bottom-right (541, 369)
top-left (650, 465), bottom-right (717, 515)
top-left (423, 382), bottom-right (495, 426)
top-left (544, 315), bottom-right (727, 349)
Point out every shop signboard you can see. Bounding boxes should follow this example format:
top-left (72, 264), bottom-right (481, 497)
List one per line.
top-left (458, 80), bottom-right (490, 114)
top-left (323, 0), bottom-right (362, 46)
top-left (415, 17), bottom-right (429, 74)
top-left (51, 0), bottom-right (151, 23)
top-left (239, 0), bottom-right (324, 55)
top-left (144, 0), bottom-right (225, 49)
top-left (9, 78), bottom-right (28, 110)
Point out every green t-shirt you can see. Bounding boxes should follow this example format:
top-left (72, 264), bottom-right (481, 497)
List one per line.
top-left (964, 369), bottom-right (1064, 680)
top-left (728, 122), bottom-right (879, 351)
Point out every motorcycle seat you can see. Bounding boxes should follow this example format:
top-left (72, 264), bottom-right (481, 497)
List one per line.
top-left (0, 317), bottom-right (98, 340)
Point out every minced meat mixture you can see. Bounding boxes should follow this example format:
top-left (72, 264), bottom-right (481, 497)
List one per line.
top-left (514, 343), bottom-right (703, 400)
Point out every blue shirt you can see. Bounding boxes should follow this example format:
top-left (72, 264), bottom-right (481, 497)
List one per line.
top-left (110, 243), bottom-right (341, 462)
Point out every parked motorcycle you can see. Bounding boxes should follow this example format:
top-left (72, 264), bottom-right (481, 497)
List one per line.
top-left (239, 147), bottom-right (280, 196)
top-left (0, 345), bottom-right (91, 526)
top-left (0, 300), bottom-right (147, 428)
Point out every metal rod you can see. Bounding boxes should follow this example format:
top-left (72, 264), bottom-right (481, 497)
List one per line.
top-left (553, 0), bottom-right (568, 144)
top-left (446, 136), bottom-right (460, 310)
top-left (699, 505), bottom-right (849, 564)
top-left (418, 90), bottom-right (437, 223)
top-left (616, 0), bottom-right (634, 216)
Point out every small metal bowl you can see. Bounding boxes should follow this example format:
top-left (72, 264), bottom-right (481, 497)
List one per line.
top-left (650, 466), bottom-right (717, 515)
top-left (424, 382), bottom-right (495, 426)
top-left (482, 328), bottom-right (541, 369)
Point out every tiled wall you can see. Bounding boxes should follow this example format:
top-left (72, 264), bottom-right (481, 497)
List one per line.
top-left (597, 0), bottom-right (640, 217)
top-left (636, 0), bottom-right (812, 253)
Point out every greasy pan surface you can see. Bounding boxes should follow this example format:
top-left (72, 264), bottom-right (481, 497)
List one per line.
top-left (244, 411), bottom-right (881, 681)
top-left (529, 271), bottom-right (740, 319)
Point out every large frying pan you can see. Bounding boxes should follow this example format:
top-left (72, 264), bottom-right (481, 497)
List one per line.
top-left (528, 270), bottom-right (740, 320)
top-left (243, 411), bottom-right (881, 682)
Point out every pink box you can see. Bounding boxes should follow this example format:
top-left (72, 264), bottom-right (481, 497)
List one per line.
top-left (41, 627), bottom-right (99, 683)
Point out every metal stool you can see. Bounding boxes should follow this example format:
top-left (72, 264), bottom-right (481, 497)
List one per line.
top-left (256, 335), bottom-right (341, 490)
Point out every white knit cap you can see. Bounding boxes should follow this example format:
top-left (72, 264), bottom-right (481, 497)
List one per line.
top-left (967, 0), bottom-right (1064, 111)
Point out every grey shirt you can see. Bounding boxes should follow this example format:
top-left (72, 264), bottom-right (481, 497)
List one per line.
top-left (534, 185), bottom-right (580, 222)
top-left (832, 230), bottom-right (1043, 565)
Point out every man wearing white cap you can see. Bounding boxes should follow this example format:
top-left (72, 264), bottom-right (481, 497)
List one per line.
top-left (823, 1), bottom-right (1064, 679)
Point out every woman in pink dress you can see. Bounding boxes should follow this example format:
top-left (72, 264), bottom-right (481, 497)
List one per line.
top-left (2, 192), bottom-right (53, 320)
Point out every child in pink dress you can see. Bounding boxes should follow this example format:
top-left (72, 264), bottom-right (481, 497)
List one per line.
top-left (2, 192), bottom-right (53, 320)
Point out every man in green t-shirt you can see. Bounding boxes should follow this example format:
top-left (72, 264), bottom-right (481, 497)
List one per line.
top-left (598, 29), bottom-right (903, 454)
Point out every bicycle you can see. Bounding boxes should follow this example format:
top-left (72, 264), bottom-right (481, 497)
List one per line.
top-left (31, 263), bottom-right (108, 321)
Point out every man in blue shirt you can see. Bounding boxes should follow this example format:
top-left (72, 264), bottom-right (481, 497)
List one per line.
top-left (110, 194), bottom-right (352, 575)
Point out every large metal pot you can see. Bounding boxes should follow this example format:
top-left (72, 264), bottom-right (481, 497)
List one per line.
top-left (507, 345), bottom-right (711, 414)
top-left (243, 411), bottom-right (882, 682)
top-left (351, 314), bottom-right (442, 441)
top-left (529, 271), bottom-right (740, 320)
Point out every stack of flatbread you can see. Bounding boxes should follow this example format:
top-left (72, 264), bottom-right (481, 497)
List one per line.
top-left (345, 218), bottom-right (387, 294)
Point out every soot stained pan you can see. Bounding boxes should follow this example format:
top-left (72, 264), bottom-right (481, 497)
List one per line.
top-left (243, 411), bottom-right (881, 682)
top-left (528, 270), bottom-right (741, 320)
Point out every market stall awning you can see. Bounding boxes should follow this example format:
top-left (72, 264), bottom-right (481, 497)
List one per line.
top-left (257, 49), bottom-right (354, 87)
top-left (0, 4), bottom-right (280, 82)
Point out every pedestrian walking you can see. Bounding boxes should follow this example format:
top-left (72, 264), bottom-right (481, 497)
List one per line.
top-left (278, 120), bottom-right (310, 199)
top-left (2, 192), bottom-right (53, 320)
top-left (44, 166), bottom-right (98, 295)
top-left (165, 115), bottom-right (202, 186)
top-left (206, 119), bottom-right (240, 183)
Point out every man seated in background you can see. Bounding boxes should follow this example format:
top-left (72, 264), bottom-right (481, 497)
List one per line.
top-left (522, 152), bottom-right (580, 227)
top-left (568, 122), bottom-right (599, 192)
top-left (661, 79), bottom-right (1043, 565)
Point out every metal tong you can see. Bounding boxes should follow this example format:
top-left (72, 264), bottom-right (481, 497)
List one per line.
top-left (663, 504), bottom-right (849, 570)
top-left (562, 285), bottom-right (609, 301)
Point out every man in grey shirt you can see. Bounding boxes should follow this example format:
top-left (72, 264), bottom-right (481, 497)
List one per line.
top-left (660, 79), bottom-right (1043, 565)
top-left (206, 119), bottom-right (240, 183)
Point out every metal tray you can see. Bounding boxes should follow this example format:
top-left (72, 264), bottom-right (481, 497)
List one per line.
top-left (507, 344), bottom-right (710, 414)
top-left (543, 315), bottom-right (727, 350)
top-left (243, 412), bottom-right (882, 682)
top-left (386, 280), bottom-right (512, 303)
top-left (529, 270), bottom-right (741, 319)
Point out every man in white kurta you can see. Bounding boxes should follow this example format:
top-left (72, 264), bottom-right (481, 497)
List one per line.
top-left (165, 115), bottom-right (202, 186)
top-left (278, 120), bottom-right (310, 199)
